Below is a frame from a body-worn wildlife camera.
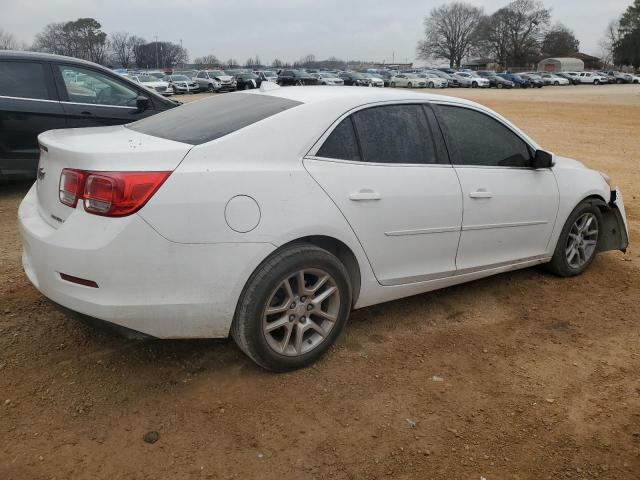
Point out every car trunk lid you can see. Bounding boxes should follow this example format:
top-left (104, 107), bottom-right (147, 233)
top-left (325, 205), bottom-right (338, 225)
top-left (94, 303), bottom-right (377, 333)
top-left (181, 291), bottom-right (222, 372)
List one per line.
top-left (36, 125), bottom-right (192, 229)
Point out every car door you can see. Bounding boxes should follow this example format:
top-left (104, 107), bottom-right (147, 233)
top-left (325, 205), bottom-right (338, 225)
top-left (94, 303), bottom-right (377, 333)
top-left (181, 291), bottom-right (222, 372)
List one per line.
top-left (434, 103), bottom-right (559, 272)
top-left (304, 103), bottom-right (463, 285)
top-left (0, 59), bottom-right (65, 178)
top-left (54, 63), bottom-right (157, 127)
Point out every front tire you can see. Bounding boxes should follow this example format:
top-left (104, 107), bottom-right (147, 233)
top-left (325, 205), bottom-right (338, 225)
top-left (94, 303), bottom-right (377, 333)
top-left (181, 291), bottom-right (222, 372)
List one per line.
top-left (472, 81), bottom-right (478, 88)
top-left (594, 79), bottom-right (600, 85)
top-left (390, 82), bottom-right (396, 88)
top-left (207, 83), bottom-right (215, 93)
top-left (232, 244), bottom-right (352, 372)
top-left (546, 201), bottom-right (602, 277)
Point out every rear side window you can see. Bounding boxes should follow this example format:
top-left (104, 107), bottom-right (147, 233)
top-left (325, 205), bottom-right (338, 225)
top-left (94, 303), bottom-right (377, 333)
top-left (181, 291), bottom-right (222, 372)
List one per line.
top-left (0, 61), bottom-right (51, 100)
top-left (316, 118), bottom-right (360, 161)
top-left (128, 93), bottom-right (302, 145)
top-left (437, 105), bottom-right (532, 168)
top-left (352, 104), bottom-right (438, 164)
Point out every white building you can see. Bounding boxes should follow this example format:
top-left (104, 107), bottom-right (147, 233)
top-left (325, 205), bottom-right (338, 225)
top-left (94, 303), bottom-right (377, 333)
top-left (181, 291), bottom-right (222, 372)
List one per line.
top-left (537, 57), bottom-right (585, 73)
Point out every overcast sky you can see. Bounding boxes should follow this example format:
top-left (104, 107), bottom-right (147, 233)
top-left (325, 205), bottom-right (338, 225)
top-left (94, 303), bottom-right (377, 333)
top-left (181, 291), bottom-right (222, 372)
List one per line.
top-left (0, 0), bottom-right (631, 64)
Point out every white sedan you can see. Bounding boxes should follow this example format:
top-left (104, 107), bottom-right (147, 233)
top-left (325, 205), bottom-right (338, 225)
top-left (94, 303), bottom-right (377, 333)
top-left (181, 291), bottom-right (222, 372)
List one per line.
top-left (125, 74), bottom-right (174, 96)
top-left (20, 86), bottom-right (628, 372)
top-left (390, 74), bottom-right (426, 88)
top-left (418, 74), bottom-right (448, 88)
top-left (453, 72), bottom-right (490, 88)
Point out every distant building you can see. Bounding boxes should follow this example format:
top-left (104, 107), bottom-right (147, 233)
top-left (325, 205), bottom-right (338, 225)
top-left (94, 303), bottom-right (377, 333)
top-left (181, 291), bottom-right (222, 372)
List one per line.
top-left (461, 58), bottom-right (499, 71)
top-left (537, 57), bottom-right (585, 72)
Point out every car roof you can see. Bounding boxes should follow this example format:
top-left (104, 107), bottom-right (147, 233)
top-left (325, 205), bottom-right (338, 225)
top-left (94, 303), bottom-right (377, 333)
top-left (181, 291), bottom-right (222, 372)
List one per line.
top-left (249, 85), bottom-right (479, 111)
top-left (0, 50), bottom-right (105, 67)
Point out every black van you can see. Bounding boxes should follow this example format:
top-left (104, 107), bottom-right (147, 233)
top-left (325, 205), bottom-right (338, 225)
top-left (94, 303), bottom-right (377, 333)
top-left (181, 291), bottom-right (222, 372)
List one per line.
top-left (0, 51), bottom-right (178, 180)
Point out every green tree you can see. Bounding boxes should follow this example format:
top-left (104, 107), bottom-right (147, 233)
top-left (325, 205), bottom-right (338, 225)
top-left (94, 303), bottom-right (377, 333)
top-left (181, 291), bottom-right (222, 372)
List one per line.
top-left (542, 23), bottom-right (580, 57)
top-left (614, 0), bottom-right (640, 67)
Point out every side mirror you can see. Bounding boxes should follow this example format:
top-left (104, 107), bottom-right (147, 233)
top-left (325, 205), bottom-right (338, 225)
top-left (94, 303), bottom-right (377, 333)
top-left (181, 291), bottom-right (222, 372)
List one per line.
top-left (532, 149), bottom-right (553, 169)
top-left (135, 95), bottom-right (150, 112)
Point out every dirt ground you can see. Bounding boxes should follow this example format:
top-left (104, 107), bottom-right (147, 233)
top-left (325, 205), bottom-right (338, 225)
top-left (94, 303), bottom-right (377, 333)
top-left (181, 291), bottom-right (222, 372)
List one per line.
top-left (1, 85), bottom-right (639, 480)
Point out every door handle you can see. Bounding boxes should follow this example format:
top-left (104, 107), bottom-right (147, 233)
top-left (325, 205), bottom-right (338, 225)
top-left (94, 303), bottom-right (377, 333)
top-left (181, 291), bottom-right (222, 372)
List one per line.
top-left (469, 189), bottom-right (493, 199)
top-left (80, 111), bottom-right (94, 116)
top-left (349, 189), bottom-right (381, 201)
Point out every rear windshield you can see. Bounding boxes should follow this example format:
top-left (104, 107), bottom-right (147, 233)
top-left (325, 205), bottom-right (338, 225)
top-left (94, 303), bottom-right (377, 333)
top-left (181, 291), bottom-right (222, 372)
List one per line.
top-left (127, 93), bottom-right (302, 145)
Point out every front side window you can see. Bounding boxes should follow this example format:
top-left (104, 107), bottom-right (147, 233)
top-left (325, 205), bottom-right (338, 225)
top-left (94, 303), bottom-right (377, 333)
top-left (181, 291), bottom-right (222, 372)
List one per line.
top-left (58, 65), bottom-right (138, 107)
top-left (0, 61), bottom-right (51, 100)
top-left (437, 105), bottom-right (531, 168)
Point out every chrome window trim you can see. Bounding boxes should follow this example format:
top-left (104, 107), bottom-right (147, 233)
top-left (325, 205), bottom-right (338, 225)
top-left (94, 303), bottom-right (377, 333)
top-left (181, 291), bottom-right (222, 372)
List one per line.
top-left (0, 95), bottom-right (59, 103)
top-left (304, 156), bottom-right (453, 168)
top-left (60, 101), bottom-right (137, 110)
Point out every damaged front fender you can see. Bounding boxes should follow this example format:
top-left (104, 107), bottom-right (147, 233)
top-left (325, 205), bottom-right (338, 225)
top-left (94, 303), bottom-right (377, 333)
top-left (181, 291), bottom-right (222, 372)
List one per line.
top-left (592, 189), bottom-right (629, 253)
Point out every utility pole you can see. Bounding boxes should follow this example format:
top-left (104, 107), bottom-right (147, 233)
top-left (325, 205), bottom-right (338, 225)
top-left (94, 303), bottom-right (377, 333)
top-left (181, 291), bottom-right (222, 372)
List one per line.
top-left (154, 35), bottom-right (159, 69)
top-left (180, 38), bottom-right (183, 68)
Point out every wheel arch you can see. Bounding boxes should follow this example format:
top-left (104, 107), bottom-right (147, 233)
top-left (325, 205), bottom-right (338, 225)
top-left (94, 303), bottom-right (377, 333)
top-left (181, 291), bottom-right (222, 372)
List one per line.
top-left (573, 193), bottom-right (628, 253)
top-left (276, 235), bottom-right (362, 306)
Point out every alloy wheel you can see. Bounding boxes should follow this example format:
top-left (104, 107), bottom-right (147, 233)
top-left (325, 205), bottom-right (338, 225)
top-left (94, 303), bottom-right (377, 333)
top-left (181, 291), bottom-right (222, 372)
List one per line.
top-left (262, 268), bottom-right (341, 356)
top-left (565, 212), bottom-right (599, 269)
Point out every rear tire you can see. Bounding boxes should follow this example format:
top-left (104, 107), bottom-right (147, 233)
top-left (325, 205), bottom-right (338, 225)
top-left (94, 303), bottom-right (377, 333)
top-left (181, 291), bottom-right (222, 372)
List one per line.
top-left (546, 201), bottom-right (603, 277)
top-left (232, 244), bottom-right (352, 372)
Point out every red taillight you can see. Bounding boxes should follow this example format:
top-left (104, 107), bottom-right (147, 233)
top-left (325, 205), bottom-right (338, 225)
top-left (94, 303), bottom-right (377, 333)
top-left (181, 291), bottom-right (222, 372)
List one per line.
top-left (59, 169), bottom-right (87, 207)
top-left (59, 170), bottom-right (171, 217)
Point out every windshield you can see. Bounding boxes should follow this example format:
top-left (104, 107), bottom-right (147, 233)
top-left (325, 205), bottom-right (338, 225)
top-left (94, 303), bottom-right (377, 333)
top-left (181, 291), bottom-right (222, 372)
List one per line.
top-left (169, 75), bottom-right (190, 81)
top-left (208, 70), bottom-right (227, 77)
top-left (263, 71), bottom-right (277, 77)
top-left (139, 76), bottom-right (162, 83)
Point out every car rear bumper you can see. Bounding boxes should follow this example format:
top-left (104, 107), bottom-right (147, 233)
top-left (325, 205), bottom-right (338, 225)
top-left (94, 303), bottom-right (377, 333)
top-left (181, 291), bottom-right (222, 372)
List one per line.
top-left (18, 184), bottom-right (275, 338)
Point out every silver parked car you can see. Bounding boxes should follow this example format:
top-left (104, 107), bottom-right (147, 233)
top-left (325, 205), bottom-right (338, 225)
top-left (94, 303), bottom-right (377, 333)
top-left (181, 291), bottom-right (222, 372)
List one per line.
top-left (195, 70), bottom-right (236, 92)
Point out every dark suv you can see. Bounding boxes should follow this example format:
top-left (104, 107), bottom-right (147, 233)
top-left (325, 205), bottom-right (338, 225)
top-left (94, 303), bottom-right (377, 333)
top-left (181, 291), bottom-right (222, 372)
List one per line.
top-left (276, 70), bottom-right (318, 86)
top-left (0, 51), bottom-right (177, 180)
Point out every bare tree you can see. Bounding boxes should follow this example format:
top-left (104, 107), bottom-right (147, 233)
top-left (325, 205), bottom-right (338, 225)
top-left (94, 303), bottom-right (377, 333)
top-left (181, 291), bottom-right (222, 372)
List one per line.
top-left (599, 20), bottom-right (620, 68)
top-left (417, 2), bottom-right (484, 68)
top-left (225, 58), bottom-right (238, 68)
top-left (475, 9), bottom-right (512, 68)
top-left (502, 0), bottom-right (550, 66)
top-left (193, 54), bottom-right (219, 67)
top-left (110, 31), bottom-right (137, 68)
top-left (0, 29), bottom-right (18, 50)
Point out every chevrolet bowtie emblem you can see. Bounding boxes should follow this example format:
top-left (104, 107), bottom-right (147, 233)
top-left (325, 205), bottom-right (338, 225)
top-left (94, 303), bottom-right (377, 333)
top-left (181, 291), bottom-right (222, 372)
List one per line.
top-left (37, 167), bottom-right (46, 181)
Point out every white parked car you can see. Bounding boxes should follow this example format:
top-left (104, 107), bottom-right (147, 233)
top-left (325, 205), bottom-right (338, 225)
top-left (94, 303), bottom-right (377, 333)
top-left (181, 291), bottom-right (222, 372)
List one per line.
top-left (453, 72), bottom-right (490, 88)
top-left (418, 73), bottom-right (448, 88)
top-left (125, 75), bottom-right (174, 96)
top-left (576, 72), bottom-right (608, 85)
top-left (20, 87), bottom-right (628, 371)
top-left (390, 74), bottom-right (426, 88)
top-left (314, 72), bottom-right (344, 86)
top-left (363, 74), bottom-right (384, 87)
top-left (539, 73), bottom-right (570, 86)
